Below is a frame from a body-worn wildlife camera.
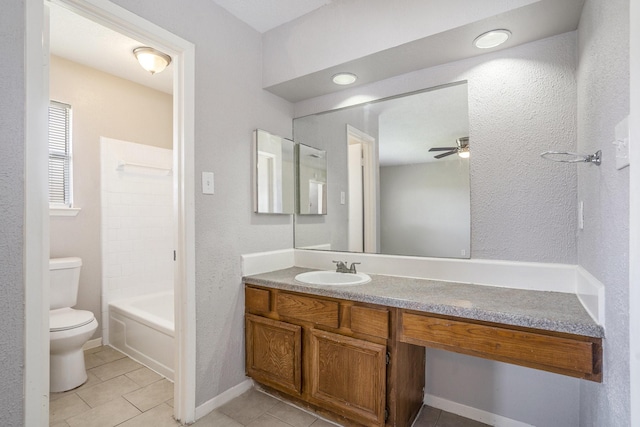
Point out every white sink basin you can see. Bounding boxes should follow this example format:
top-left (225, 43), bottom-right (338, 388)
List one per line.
top-left (294, 271), bottom-right (371, 286)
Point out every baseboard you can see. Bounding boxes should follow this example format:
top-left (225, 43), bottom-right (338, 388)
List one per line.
top-left (194, 379), bottom-right (254, 420)
top-left (82, 337), bottom-right (102, 351)
top-left (424, 394), bottom-right (534, 427)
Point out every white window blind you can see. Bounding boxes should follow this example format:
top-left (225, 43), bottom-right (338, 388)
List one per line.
top-left (48, 101), bottom-right (72, 207)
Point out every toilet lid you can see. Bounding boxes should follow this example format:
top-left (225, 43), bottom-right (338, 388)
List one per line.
top-left (50, 308), bottom-right (95, 332)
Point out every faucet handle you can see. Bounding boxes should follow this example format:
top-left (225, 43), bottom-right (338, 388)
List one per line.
top-left (348, 262), bottom-right (361, 273)
top-left (332, 260), bottom-right (349, 273)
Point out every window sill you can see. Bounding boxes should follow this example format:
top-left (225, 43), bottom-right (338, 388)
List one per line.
top-left (50, 207), bottom-right (81, 217)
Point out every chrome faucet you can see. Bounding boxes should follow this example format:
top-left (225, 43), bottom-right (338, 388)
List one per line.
top-left (333, 261), bottom-right (361, 274)
top-left (333, 261), bottom-right (350, 273)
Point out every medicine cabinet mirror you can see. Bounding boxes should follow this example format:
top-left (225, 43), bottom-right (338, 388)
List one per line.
top-left (253, 129), bottom-right (295, 214)
top-left (293, 82), bottom-right (470, 258)
top-left (297, 144), bottom-right (327, 215)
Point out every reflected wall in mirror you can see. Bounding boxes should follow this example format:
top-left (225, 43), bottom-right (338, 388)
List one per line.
top-left (294, 82), bottom-right (470, 258)
top-left (253, 129), bottom-right (295, 214)
top-left (297, 144), bottom-right (327, 215)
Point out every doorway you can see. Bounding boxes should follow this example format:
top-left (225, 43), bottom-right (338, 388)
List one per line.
top-left (26, 0), bottom-right (196, 423)
top-left (347, 125), bottom-right (377, 253)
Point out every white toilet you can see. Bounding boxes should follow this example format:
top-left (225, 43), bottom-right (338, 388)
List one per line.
top-left (49, 257), bottom-right (98, 392)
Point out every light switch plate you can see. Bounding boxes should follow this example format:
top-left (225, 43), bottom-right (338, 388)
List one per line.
top-left (614, 116), bottom-right (630, 170)
top-left (202, 172), bottom-right (214, 194)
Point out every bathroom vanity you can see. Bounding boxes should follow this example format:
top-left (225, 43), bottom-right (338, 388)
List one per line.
top-left (243, 268), bottom-right (603, 427)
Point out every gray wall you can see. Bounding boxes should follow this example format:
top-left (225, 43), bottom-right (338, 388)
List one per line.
top-left (297, 32), bottom-right (579, 265)
top-left (0, 1), bottom-right (25, 424)
top-left (577, 0), bottom-right (631, 425)
top-left (295, 33), bottom-right (581, 426)
top-left (105, 0), bottom-right (295, 405)
top-left (294, 109), bottom-right (380, 251)
top-left (380, 160), bottom-right (470, 258)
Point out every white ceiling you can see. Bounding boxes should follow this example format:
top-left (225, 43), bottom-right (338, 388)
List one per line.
top-left (49, 3), bottom-right (174, 94)
top-left (209, 0), bottom-right (334, 33)
top-left (49, 1), bottom-right (584, 102)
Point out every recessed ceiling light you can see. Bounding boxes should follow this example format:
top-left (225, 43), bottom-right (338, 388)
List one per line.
top-left (332, 72), bottom-right (358, 85)
top-left (473, 29), bottom-right (511, 49)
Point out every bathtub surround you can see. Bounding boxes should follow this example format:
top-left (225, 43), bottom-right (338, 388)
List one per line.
top-left (100, 138), bottom-right (174, 343)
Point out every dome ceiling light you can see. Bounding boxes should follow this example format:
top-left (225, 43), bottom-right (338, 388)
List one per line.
top-left (473, 29), bottom-right (511, 49)
top-left (133, 47), bottom-right (172, 75)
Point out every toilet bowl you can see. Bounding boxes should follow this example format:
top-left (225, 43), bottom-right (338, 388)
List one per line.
top-left (49, 257), bottom-right (98, 392)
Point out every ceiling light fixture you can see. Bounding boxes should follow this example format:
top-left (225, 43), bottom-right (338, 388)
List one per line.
top-left (457, 137), bottom-right (470, 158)
top-left (133, 47), bottom-right (172, 75)
top-left (332, 72), bottom-right (358, 85)
top-left (473, 29), bottom-right (511, 49)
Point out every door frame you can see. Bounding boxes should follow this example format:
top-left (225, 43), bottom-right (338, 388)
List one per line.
top-left (347, 125), bottom-right (377, 253)
top-left (25, 0), bottom-right (196, 423)
top-left (630, 0), bottom-right (639, 424)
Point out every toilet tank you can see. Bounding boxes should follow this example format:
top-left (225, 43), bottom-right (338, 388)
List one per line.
top-left (49, 257), bottom-right (83, 310)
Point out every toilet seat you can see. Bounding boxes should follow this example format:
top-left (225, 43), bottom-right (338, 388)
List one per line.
top-left (50, 308), bottom-right (95, 332)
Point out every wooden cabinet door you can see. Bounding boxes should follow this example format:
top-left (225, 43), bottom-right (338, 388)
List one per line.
top-left (245, 314), bottom-right (302, 395)
top-left (308, 328), bottom-right (387, 426)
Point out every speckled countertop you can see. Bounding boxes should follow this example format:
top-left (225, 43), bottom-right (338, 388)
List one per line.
top-left (243, 267), bottom-right (604, 338)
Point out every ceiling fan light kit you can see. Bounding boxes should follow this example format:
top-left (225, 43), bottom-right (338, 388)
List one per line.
top-left (429, 137), bottom-right (470, 159)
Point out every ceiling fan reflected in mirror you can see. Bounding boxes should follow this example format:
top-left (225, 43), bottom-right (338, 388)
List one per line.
top-left (429, 137), bottom-right (470, 159)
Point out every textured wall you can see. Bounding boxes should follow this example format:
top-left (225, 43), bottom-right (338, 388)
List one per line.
top-left (294, 33), bottom-right (581, 425)
top-left (0, 1), bottom-right (25, 424)
top-left (297, 32), bottom-right (579, 264)
top-left (576, 0), bottom-right (631, 425)
top-left (49, 56), bottom-right (173, 339)
top-left (108, 0), bottom-right (295, 406)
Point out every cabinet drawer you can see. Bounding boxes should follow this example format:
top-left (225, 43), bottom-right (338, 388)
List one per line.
top-left (401, 312), bottom-right (601, 380)
top-left (350, 306), bottom-right (389, 339)
top-left (276, 293), bottom-right (339, 328)
top-left (245, 287), bottom-right (270, 314)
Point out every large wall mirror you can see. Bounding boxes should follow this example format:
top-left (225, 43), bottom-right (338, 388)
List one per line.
top-left (293, 82), bottom-right (470, 258)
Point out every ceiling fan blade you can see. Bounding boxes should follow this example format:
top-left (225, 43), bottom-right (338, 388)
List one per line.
top-left (429, 147), bottom-right (456, 152)
top-left (434, 150), bottom-right (457, 159)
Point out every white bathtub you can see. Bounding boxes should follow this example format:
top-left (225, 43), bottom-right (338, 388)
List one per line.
top-left (109, 291), bottom-right (174, 380)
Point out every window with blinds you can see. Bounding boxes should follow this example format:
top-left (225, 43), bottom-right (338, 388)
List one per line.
top-left (48, 101), bottom-right (72, 207)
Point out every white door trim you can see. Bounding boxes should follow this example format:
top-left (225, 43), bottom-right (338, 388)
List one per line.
top-left (25, 1), bottom-right (50, 424)
top-left (629, 0), bottom-right (639, 424)
top-left (347, 125), bottom-right (377, 253)
top-left (29, 0), bottom-right (197, 423)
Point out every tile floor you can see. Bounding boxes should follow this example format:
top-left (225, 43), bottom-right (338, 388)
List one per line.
top-left (50, 346), bottom-right (490, 427)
